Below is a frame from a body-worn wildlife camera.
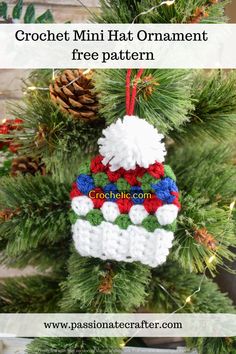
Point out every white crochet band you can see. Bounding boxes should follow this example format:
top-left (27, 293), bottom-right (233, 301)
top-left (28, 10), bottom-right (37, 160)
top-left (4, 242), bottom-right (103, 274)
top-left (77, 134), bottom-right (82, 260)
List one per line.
top-left (72, 219), bottom-right (174, 267)
top-left (72, 196), bottom-right (179, 226)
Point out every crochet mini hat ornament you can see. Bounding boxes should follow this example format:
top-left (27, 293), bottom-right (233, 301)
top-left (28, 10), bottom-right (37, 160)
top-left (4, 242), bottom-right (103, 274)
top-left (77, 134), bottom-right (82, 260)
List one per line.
top-left (70, 69), bottom-right (181, 267)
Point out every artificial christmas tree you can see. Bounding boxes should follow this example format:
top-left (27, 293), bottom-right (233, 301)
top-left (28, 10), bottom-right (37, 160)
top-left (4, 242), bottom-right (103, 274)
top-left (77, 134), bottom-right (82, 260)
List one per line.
top-left (0, 1), bottom-right (236, 353)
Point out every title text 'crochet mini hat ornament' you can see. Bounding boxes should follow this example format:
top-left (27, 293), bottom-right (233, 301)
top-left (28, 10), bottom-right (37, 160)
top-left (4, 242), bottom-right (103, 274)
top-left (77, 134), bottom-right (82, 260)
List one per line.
top-left (70, 69), bottom-right (181, 267)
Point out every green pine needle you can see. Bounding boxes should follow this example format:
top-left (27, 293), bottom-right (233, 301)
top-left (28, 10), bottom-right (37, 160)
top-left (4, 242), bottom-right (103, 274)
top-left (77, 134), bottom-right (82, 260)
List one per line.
top-left (9, 87), bottom-right (104, 180)
top-left (173, 196), bottom-right (236, 274)
top-left (186, 337), bottom-right (236, 354)
top-left (166, 142), bottom-right (236, 273)
top-left (172, 70), bottom-right (236, 143)
top-left (0, 275), bottom-right (61, 313)
top-left (168, 142), bottom-right (236, 205)
top-left (95, 0), bottom-right (229, 24)
top-left (0, 240), bottom-right (71, 273)
top-left (149, 261), bottom-right (235, 314)
top-left (60, 250), bottom-right (151, 313)
top-left (95, 69), bottom-right (193, 133)
top-left (0, 175), bottom-right (71, 258)
top-left (27, 337), bottom-right (122, 354)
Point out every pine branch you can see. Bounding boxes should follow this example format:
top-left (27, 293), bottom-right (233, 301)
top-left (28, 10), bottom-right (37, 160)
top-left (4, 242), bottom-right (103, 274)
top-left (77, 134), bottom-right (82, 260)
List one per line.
top-left (43, 150), bottom-right (93, 185)
top-left (171, 70), bottom-right (236, 143)
top-left (149, 261), bottom-right (236, 354)
top-left (167, 142), bottom-right (236, 206)
top-left (8, 86), bottom-right (104, 180)
top-left (0, 275), bottom-right (61, 313)
top-left (95, 0), bottom-right (229, 24)
top-left (27, 337), bottom-right (122, 354)
top-left (166, 142), bottom-right (236, 273)
top-left (27, 69), bottom-right (59, 87)
top-left (149, 261), bottom-right (235, 313)
top-left (60, 250), bottom-right (151, 313)
top-left (172, 195), bottom-right (236, 273)
top-left (0, 175), bottom-right (71, 259)
top-left (94, 69), bottom-right (193, 133)
top-left (0, 240), bottom-right (70, 273)
top-left (186, 337), bottom-right (236, 354)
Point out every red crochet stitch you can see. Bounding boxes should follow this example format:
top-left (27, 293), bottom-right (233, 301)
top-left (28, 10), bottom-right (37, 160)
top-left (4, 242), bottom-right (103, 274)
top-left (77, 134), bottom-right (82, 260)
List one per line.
top-left (91, 187), bottom-right (105, 208)
top-left (148, 162), bottom-right (165, 179)
top-left (123, 165), bottom-right (146, 186)
top-left (107, 168), bottom-right (123, 182)
top-left (117, 198), bottom-right (133, 213)
top-left (123, 171), bottom-right (139, 186)
top-left (90, 155), bottom-right (107, 173)
top-left (70, 183), bottom-right (83, 199)
top-left (171, 191), bottom-right (181, 209)
top-left (143, 194), bottom-right (163, 214)
top-left (136, 165), bottom-right (146, 178)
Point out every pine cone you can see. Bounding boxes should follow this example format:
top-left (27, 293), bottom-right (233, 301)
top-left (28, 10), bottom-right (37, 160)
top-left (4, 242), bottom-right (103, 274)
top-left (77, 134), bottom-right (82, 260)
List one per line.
top-left (99, 273), bottom-right (113, 294)
top-left (0, 208), bottom-right (20, 221)
top-left (189, 7), bottom-right (209, 23)
top-left (142, 74), bottom-right (160, 99)
top-left (49, 69), bottom-right (99, 121)
top-left (99, 263), bottom-right (114, 295)
top-left (11, 156), bottom-right (46, 177)
top-left (194, 228), bottom-right (217, 250)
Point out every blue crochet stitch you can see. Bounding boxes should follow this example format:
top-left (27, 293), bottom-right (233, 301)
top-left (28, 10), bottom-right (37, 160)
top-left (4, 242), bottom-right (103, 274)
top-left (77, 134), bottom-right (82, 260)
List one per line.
top-left (77, 174), bottom-right (95, 195)
top-left (130, 186), bottom-right (144, 204)
top-left (103, 183), bottom-right (119, 202)
top-left (151, 177), bottom-right (178, 204)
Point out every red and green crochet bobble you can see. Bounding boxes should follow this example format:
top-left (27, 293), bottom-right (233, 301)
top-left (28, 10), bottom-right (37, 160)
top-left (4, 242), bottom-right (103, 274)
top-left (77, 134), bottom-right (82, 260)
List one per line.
top-left (70, 114), bottom-right (180, 268)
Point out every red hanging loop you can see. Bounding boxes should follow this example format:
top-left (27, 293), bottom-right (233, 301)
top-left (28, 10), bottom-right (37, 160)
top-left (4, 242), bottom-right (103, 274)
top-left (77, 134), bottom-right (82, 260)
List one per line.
top-left (126, 69), bottom-right (132, 115)
top-left (126, 69), bottom-right (144, 116)
top-left (129, 69), bottom-right (144, 116)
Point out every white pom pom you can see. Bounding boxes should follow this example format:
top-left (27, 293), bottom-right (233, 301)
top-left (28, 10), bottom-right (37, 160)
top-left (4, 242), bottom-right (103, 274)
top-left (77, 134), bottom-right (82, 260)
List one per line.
top-left (155, 204), bottom-right (179, 226)
top-left (129, 205), bottom-right (148, 225)
top-left (101, 201), bottom-right (120, 222)
top-left (98, 116), bottom-right (166, 171)
top-left (72, 196), bottom-right (94, 216)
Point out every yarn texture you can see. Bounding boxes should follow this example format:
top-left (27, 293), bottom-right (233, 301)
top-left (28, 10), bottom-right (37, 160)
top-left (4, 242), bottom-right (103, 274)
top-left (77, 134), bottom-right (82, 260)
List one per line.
top-left (70, 115), bottom-right (181, 268)
top-left (72, 219), bottom-right (174, 267)
top-left (98, 116), bottom-right (166, 171)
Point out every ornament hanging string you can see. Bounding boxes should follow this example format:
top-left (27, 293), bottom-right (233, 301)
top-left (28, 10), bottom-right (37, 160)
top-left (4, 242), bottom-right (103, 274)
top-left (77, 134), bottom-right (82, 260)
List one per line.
top-left (126, 69), bottom-right (144, 116)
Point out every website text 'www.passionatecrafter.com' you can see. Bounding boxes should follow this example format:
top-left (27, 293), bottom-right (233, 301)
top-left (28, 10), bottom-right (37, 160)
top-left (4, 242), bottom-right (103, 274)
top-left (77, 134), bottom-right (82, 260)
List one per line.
top-left (43, 320), bottom-right (183, 331)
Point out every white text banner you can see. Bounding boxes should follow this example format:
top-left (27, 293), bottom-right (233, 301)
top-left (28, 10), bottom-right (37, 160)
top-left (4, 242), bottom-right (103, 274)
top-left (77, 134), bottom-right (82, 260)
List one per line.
top-left (0, 24), bottom-right (235, 68)
top-left (0, 314), bottom-right (235, 337)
